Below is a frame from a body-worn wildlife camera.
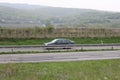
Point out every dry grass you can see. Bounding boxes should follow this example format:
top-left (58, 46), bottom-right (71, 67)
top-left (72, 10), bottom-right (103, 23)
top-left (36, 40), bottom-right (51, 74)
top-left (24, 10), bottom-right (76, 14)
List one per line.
top-left (0, 27), bottom-right (120, 38)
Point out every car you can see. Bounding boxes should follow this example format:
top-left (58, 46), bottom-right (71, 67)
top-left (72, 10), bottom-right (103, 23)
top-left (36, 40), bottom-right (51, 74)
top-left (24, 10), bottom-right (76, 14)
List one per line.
top-left (44, 38), bottom-right (75, 46)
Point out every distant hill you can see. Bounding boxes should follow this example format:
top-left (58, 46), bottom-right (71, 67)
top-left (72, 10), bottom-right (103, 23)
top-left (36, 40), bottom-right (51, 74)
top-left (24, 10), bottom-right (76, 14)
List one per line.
top-left (0, 3), bottom-right (47, 9)
top-left (0, 3), bottom-right (120, 28)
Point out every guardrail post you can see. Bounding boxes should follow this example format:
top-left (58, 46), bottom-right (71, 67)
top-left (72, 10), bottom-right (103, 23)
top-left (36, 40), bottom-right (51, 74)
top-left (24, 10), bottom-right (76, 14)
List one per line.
top-left (81, 47), bottom-right (83, 51)
top-left (111, 46), bottom-right (114, 50)
top-left (11, 48), bottom-right (14, 52)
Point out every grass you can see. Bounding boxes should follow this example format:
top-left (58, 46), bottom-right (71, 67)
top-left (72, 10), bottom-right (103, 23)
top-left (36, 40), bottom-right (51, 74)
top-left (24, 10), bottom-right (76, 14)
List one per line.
top-left (69, 37), bottom-right (120, 44)
top-left (0, 37), bottom-right (120, 45)
top-left (0, 38), bottom-right (53, 45)
top-left (0, 59), bottom-right (120, 80)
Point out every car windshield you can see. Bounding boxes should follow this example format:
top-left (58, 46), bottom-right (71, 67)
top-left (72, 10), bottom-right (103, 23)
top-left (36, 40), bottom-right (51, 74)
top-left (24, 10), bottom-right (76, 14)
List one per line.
top-left (51, 39), bottom-right (58, 43)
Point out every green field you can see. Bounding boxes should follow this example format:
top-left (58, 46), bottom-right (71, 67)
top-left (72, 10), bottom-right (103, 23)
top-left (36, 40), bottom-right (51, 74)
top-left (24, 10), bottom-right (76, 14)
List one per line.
top-left (0, 37), bottom-right (120, 45)
top-left (0, 59), bottom-right (120, 80)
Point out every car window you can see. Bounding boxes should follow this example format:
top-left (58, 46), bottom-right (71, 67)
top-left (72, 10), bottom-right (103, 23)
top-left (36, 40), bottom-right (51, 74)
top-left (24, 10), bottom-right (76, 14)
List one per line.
top-left (62, 40), bottom-right (65, 43)
top-left (63, 39), bottom-right (67, 43)
top-left (57, 39), bottom-right (64, 44)
top-left (56, 40), bottom-right (60, 43)
top-left (61, 40), bottom-right (65, 43)
top-left (64, 39), bottom-right (68, 43)
top-left (60, 40), bottom-right (63, 43)
top-left (62, 39), bottom-right (67, 43)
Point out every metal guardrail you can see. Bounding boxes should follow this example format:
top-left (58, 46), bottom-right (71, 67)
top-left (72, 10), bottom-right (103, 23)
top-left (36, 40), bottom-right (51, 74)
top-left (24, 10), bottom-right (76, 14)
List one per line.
top-left (0, 44), bottom-right (120, 52)
top-left (0, 44), bottom-right (120, 48)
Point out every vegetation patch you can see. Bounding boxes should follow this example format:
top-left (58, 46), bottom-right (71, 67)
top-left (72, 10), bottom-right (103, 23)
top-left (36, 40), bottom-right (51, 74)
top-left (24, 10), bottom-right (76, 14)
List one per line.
top-left (0, 37), bottom-right (120, 45)
top-left (0, 59), bottom-right (120, 80)
top-left (0, 27), bottom-right (120, 39)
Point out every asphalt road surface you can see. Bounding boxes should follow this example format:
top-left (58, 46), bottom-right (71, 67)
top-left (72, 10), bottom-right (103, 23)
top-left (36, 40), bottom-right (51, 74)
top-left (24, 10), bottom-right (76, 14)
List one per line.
top-left (0, 50), bottom-right (120, 63)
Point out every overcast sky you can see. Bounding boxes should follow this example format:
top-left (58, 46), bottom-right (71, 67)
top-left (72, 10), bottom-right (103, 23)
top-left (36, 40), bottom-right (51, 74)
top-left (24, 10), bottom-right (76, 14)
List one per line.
top-left (0, 0), bottom-right (120, 12)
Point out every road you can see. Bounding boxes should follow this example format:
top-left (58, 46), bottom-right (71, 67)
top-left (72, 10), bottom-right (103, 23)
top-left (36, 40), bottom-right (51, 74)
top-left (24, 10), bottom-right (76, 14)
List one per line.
top-left (0, 50), bottom-right (120, 63)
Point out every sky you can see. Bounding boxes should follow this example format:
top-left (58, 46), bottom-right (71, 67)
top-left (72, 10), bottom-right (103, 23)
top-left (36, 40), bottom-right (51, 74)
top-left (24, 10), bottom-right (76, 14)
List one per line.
top-left (0, 0), bottom-right (120, 12)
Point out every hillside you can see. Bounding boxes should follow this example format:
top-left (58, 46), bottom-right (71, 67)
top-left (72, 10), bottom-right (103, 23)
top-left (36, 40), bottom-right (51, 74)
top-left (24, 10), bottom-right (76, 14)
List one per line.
top-left (0, 3), bottom-right (120, 28)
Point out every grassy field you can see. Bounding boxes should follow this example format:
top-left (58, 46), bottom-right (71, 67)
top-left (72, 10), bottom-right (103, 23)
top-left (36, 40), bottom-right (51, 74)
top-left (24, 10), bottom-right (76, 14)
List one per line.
top-left (0, 37), bottom-right (120, 45)
top-left (0, 38), bottom-right (52, 45)
top-left (0, 59), bottom-right (120, 80)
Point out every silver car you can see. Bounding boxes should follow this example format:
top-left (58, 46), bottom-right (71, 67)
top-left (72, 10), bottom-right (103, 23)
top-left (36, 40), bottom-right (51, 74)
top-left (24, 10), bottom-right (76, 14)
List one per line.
top-left (44, 39), bottom-right (75, 46)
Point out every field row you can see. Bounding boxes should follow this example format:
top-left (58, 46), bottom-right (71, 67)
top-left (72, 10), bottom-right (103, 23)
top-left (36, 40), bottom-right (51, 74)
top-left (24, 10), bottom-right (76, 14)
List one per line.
top-left (0, 27), bottom-right (120, 38)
